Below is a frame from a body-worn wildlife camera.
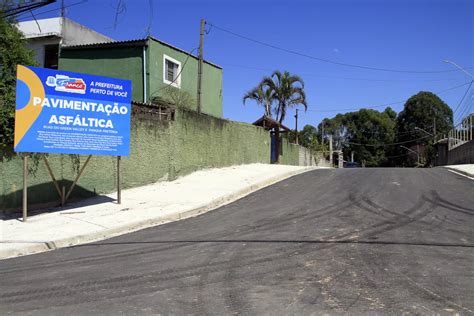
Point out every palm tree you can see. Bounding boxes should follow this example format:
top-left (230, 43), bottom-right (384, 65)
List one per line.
top-left (242, 83), bottom-right (274, 117)
top-left (262, 70), bottom-right (307, 124)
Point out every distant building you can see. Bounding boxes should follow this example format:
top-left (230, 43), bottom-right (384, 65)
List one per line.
top-left (59, 37), bottom-right (223, 118)
top-left (16, 17), bottom-right (112, 69)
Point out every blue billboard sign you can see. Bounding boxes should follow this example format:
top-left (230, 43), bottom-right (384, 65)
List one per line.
top-left (14, 65), bottom-right (131, 156)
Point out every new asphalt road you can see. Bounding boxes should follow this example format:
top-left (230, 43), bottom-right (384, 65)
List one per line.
top-left (1, 168), bottom-right (473, 315)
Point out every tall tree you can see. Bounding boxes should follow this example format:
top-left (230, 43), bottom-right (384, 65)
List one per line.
top-left (318, 114), bottom-right (346, 150)
top-left (0, 14), bottom-right (37, 159)
top-left (395, 91), bottom-right (453, 166)
top-left (242, 83), bottom-right (273, 117)
top-left (343, 108), bottom-right (396, 167)
top-left (262, 70), bottom-right (307, 123)
top-left (298, 124), bottom-right (318, 148)
top-left (318, 107), bottom-right (397, 167)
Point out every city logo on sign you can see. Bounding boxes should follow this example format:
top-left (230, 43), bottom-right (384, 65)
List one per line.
top-left (46, 75), bottom-right (86, 94)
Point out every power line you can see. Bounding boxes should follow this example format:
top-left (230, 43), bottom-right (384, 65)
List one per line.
top-left (112, 0), bottom-right (126, 30)
top-left (208, 22), bottom-right (473, 74)
top-left (454, 84), bottom-right (473, 124)
top-left (453, 80), bottom-right (473, 124)
top-left (457, 100), bottom-right (473, 125)
top-left (346, 135), bottom-right (431, 147)
top-left (305, 81), bottom-right (471, 113)
top-left (15, 0), bottom-right (87, 19)
top-left (385, 152), bottom-right (412, 159)
top-left (452, 81), bottom-right (473, 115)
top-left (145, 0), bottom-right (154, 36)
top-left (1, 0), bottom-right (55, 18)
top-left (224, 63), bottom-right (462, 83)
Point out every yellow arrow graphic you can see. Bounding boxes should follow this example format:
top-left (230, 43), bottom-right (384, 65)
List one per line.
top-left (14, 65), bottom-right (45, 149)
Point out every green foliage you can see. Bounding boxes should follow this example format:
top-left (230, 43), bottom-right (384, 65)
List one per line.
top-left (151, 85), bottom-right (196, 110)
top-left (298, 125), bottom-right (318, 148)
top-left (242, 83), bottom-right (273, 117)
top-left (318, 91), bottom-right (454, 167)
top-left (344, 108), bottom-right (396, 167)
top-left (262, 70), bottom-right (307, 123)
top-left (395, 91), bottom-right (453, 166)
top-left (319, 108), bottom-right (397, 167)
top-left (317, 114), bottom-right (347, 150)
top-left (289, 124), bottom-right (328, 154)
top-left (0, 14), bottom-right (37, 159)
top-left (243, 70), bottom-right (307, 123)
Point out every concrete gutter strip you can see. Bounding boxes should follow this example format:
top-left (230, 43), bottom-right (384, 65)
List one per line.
top-left (0, 164), bottom-right (323, 260)
top-left (442, 164), bottom-right (474, 178)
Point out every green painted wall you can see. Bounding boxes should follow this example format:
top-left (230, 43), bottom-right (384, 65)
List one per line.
top-left (59, 47), bottom-right (145, 102)
top-left (279, 136), bottom-right (300, 165)
top-left (0, 108), bottom-right (269, 210)
top-left (59, 39), bottom-right (223, 118)
top-left (147, 39), bottom-right (223, 118)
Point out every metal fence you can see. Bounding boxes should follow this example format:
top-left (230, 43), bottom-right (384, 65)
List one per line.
top-left (448, 114), bottom-right (473, 151)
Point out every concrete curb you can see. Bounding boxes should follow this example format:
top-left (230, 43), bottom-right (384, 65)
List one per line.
top-left (1, 166), bottom-right (319, 260)
top-left (442, 166), bottom-right (474, 179)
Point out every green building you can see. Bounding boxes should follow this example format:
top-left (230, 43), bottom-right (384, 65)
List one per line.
top-left (59, 37), bottom-right (223, 118)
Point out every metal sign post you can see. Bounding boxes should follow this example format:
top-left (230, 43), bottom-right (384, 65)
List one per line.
top-left (117, 156), bottom-right (121, 204)
top-left (14, 65), bottom-right (131, 219)
top-left (22, 154), bottom-right (28, 222)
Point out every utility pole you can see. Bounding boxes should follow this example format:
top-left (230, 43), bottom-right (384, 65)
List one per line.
top-left (61, 0), bottom-right (65, 18)
top-left (401, 145), bottom-right (420, 166)
top-left (329, 135), bottom-right (333, 167)
top-left (417, 144), bottom-right (420, 165)
top-left (321, 121), bottom-right (324, 145)
top-left (351, 151), bottom-right (354, 163)
top-left (197, 19), bottom-right (205, 114)
top-left (295, 109), bottom-right (299, 145)
top-left (433, 117), bottom-right (437, 143)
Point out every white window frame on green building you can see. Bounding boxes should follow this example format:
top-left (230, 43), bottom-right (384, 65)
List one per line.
top-left (163, 54), bottom-right (181, 88)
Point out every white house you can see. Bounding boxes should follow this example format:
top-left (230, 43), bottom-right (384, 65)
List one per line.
top-left (16, 17), bottom-right (112, 69)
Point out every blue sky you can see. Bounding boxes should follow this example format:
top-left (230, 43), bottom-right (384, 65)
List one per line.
top-left (19, 0), bottom-right (473, 128)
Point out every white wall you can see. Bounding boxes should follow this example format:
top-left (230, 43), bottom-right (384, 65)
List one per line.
top-left (16, 17), bottom-right (62, 38)
top-left (25, 37), bottom-right (60, 67)
top-left (61, 18), bottom-right (112, 46)
top-left (16, 17), bottom-right (112, 67)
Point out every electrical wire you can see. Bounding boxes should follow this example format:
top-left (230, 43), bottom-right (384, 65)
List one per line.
top-left (208, 22), bottom-right (473, 74)
top-left (456, 100), bottom-right (473, 125)
top-left (28, 9), bottom-right (42, 33)
top-left (223, 63), bottom-right (462, 83)
top-left (150, 47), bottom-right (199, 97)
top-left (453, 80), bottom-right (473, 124)
top-left (15, 0), bottom-right (87, 19)
top-left (346, 135), bottom-right (431, 147)
top-left (384, 152), bottom-right (412, 159)
top-left (304, 81), bottom-right (472, 113)
top-left (452, 80), bottom-right (473, 115)
top-left (1, 0), bottom-right (53, 18)
top-left (145, 0), bottom-right (154, 36)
